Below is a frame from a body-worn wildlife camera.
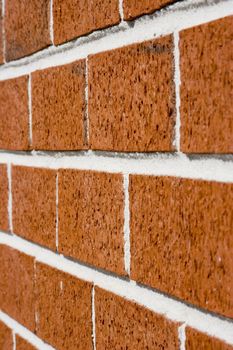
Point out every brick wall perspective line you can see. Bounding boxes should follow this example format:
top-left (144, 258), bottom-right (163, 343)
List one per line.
top-left (1, 152), bottom-right (233, 182)
top-left (0, 0), bottom-right (232, 81)
top-left (0, 233), bottom-right (232, 345)
top-left (0, 311), bottom-right (55, 350)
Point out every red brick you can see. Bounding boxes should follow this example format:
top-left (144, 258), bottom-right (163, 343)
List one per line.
top-left (53, 0), bottom-right (120, 46)
top-left (186, 327), bottom-right (233, 350)
top-left (130, 176), bottom-right (233, 318)
top-left (0, 321), bottom-right (13, 350)
top-left (95, 287), bottom-right (180, 349)
top-left (123, 0), bottom-right (177, 20)
top-left (0, 2), bottom-right (3, 64)
top-left (89, 36), bottom-right (175, 152)
top-left (0, 165), bottom-right (8, 231)
top-left (35, 262), bottom-right (92, 350)
top-left (0, 77), bottom-right (29, 150)
top-left (0, 245), bottom-right (35, 331)
top-left (180, 16), bottom-right (233, 153)
top-left (5, 0), bottom-right (51, 61)
top-left (32, 61), bottom-right (87, 150)
top-left (12, 166), bottom-right (56, 250)
top-left (59, 169), bottom-right (125, 275)
top-left (16, 336), bottom-right (36, 350)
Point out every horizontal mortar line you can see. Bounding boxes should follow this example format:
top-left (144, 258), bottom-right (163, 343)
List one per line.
top-left (0, 151), bottom-right (233, 182)
top-left (0, 0), bottom-right (232, 80)
top-left (0, 311), bottom-right (55, 350)
top-left (0, 233), bottom-right (233, 345)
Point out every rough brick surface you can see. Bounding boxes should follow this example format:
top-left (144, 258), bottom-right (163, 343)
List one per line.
top-left (53, 0), bottom-right (120, 45)
top-left (0, 321), bottom-right (13, 350)
top-left (95, 287), bottom-right (180, 349)
top-left (130, 176), bottom-right (233, 318)
top-left (59, 170), bottom-right (125, 275)
top-left (180, 16), bottom-right (233, 153)
top-left (5, 0), bottom-right (51, 61)
top-left (0, 245), bottom-right (35, 331)
top-left (186, 328), bottom-right (233, 350)
top-left (0, 2), bottom-right (3, 64)
top-left (36, 262), bottom-right (92, 350)
top-left (12, 166), bottom-right (56, 250)
top-left (0, 76), bottom-right (29, 150)
top-left (0, 165), bottom-right (9, 231)
top-left (88, 36), bottom-right (175, 152)
top-left (123, 0), bottom-right (177, 20)
top-left (16, 336), bottom-right (36, 350)
top-left (32, 61), bottom-right (87, 150)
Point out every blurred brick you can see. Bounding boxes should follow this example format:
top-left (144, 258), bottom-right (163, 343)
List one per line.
top-left (123, 0), bottom-right (177, 20)
top-left (5, 0), bottom-right (51, 61)
top-left (186, 327), bottom-right (233, 350)
top-left (0, 77), bottom-right (29, 150)
top-left (53, 0), bottom-right (120, 45)
top-left (0, 245), bottom-right (35, 331)
top-left (12, 166), bottom-right (56, 250)
top-left (0, 165), bottom-right (9, 231)
top-left (0, 321), bottom-right (13, 350)
top-left (36, 262), bottom-right (92, 350)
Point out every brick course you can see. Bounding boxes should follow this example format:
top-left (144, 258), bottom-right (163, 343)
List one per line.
top-left (186, 328), bottom-right (233, 350)
top-left (0, 321), bottom-right (13, 350)
top-left (123, 0), bottom-right (177, 20)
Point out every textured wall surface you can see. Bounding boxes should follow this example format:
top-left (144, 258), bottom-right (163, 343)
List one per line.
top-left (0, 0), bottom-right (232, 349)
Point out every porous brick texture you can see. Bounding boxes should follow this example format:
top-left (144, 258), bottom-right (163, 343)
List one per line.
top-left (88, 36), bottom-right (175, 152)
top-left (0, 2), bottom-right (3, 64)
top-left (186, 328), bottom-right (233, 350)
top-left (36, 262), bottom-right (92, 350)
top-left (0, 76), bottom-right (29, 150)
top-left (59, 169), bottom-right (125, 275)
top-left (12, 166), bottom-right (57, 250)
top-left (123, 0), bottom-right (177, 20)
top-left (0, 321), bottom-right (13, 349)
top-left (16, 336), bottom-right (36, 350)
top-left (53, 0), bottom-right (120, 45)
top-left (32, 61), bottom-right (87, 150)
top-left (0, 1), bottom-right (233, 349)
top-left (95, 287), bottom-right (180, 349)
top-left (0, 164), bottom-right (8, 231)
top-left (130, 176), bottom-right (233, 318)
top-left (5, 0), bottom-right (51, 61)
top-left (180, 16), bottom-right (233, 153)
top-left (0, 245), bottom-right (35, 331)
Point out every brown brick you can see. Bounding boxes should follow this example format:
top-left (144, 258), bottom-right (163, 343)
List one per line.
top-left (36, 262), bottom-right (92, 350)
top-left (0, 77), bottom-right (29, 150)
top-left (0, 165), bottom-right (8, 231)
top-left (95, 287), bottom-right (180, 349)
top-left (130, 176), bottom-right (233, 318)
top-left (89, 36), bottom-right (175, 152)
top-left (0, 245), bottom-right (35, 331)
top-left (0, 321), bottom-right (13, 350)
top-left (123, 0), bottom-right (177, 20)
top-left (16, 336), bottom-right (36, 350)
top-left (5, 0), bottom-right (51, 61)
top-left (0, 2), bottom-right (3, 64)
top-left (32, 61), bottom-right (87, 150)
top-left (53, 0), bottom-right (120, 46)
top-left (180, 16), bottom-right (233, 153)
top-left (186, 327), bottom-right (233, 350)
top-left (12, 166), bottom-right (56, 250)
top-left (59, 170), bottom-right (125, 275)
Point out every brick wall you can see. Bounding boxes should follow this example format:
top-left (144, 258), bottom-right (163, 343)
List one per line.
top-left (0, 0), bottom-right (232, 349)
